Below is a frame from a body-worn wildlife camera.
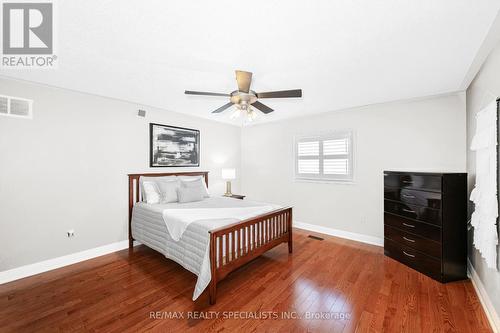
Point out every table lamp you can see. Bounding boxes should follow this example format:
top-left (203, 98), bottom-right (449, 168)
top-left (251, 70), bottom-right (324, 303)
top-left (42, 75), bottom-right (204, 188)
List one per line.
top-left (222, 168), bottom-right (236, 196)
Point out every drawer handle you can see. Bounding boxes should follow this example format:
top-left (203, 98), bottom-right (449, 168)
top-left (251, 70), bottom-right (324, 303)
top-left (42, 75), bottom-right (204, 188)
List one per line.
top-left (403, 251), bottom-right (415, 258)
top-left (402, 223), bottom-right (415, 228)
top-left (402, 194), bottom-right (416, 199)
top-left (403, 236), bottom-right (415, 243)
top-left (402, 180), bottom-right (413, 184)
top-left (402, 208), bottom-right (415, 213)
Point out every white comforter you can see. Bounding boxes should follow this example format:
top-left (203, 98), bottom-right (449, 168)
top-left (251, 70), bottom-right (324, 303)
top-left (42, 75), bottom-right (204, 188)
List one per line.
top-left (163, 205), bottom-right (278, 241)
top-left (131, 197), bottom-right (281, 300)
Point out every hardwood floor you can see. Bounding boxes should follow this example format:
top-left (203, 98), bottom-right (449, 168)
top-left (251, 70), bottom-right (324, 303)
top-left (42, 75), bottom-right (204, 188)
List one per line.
top-left (0, 229), bottom-right (492, 332)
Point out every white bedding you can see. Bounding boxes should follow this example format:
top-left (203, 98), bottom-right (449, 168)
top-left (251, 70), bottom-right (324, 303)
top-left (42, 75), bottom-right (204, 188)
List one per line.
top-left (131, 196), bottom-right (281, 300)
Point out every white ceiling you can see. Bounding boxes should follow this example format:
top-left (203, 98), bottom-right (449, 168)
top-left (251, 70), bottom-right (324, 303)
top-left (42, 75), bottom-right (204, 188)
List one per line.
top-left (2, 0), bottom-right (500, 125)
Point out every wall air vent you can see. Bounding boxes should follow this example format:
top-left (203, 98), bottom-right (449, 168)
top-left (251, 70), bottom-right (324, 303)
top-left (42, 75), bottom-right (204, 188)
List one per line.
top-left (0, 96), bottom-right (7, 114)
top-left (0, 94), bottom-right (33, 119)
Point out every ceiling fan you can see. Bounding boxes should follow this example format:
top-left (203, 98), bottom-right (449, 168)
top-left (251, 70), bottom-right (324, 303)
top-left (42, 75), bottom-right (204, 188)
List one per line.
top-left (185, 70), bottom-right (302, 121)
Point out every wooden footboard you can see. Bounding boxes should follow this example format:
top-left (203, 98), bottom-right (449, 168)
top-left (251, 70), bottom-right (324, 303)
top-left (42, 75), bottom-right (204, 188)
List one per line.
top-left (208, 207), bottom-right (293, 304)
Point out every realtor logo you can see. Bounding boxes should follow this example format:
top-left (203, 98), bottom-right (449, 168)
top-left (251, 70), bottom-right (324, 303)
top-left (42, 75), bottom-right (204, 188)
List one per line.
top-left (2, 2), bottom-right (56, 67)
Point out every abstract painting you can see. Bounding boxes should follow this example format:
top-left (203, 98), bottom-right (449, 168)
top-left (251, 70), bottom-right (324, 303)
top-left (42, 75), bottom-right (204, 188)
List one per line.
top-left (150, 123), bottom-right (200, 167)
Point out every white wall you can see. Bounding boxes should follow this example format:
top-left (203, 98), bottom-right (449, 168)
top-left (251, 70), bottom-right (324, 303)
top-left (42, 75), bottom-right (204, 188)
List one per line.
top-left (241, 94), bottom-right (466, 240)
top-left (0, 77), bottom-right (241, 271)
top-left (466, 40), bottom-right (500, 316)
top-left (0, 76), bottom-right (469, 275)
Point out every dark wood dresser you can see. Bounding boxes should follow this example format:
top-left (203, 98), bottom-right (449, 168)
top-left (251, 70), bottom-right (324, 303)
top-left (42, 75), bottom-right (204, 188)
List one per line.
top-left (383, 171), bottom-right (467, 282)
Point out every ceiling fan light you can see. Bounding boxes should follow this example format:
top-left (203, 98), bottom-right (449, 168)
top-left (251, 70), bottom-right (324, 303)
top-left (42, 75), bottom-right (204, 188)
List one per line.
top-left (230, 109), bottom-right (241, 119)
top-left (246, 108), bottom-right (258, 122)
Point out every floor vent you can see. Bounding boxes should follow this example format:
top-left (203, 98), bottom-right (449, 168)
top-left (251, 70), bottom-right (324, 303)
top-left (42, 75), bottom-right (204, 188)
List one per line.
top-left (308, 235), bottom-right (324, 241)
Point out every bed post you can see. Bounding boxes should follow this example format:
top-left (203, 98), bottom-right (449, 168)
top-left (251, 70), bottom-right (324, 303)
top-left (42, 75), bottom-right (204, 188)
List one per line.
top-left (208, 232), bottom-right (217, 304)
top-left (128, 176), bottom-right (134, 250)
top-left (288, 209), bottom-right (293, 253)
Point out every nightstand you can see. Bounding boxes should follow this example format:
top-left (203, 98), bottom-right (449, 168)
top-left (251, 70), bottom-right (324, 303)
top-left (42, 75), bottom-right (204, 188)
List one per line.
top-left (223, 194), bottom-right (246, 200)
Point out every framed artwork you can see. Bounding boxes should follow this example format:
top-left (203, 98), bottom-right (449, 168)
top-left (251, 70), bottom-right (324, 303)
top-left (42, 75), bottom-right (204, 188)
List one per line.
top-left (150, 123), bottom-right (200, 167)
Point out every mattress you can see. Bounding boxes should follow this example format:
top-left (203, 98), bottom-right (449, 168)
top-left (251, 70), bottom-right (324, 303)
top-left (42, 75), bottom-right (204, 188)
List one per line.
top-left (131, 196), bottom-right (281, 300)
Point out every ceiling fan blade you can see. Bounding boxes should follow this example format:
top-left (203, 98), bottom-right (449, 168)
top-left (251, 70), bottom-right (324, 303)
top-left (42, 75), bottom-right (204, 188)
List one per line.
top-left (256, 89), bottom-right (302, 99)
top-left (212, 102), bottom-right (234, 113)
top-left (235, 70), bottom-right (252, 93)
top-left (252, 101), bottom-right (274, 114)
top-left (185, 90), bottom-right (230, 97)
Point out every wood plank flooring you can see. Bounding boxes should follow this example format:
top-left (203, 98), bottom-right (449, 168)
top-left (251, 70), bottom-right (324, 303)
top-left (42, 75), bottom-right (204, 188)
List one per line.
top-left (0, 229), bottom-right (492, 332)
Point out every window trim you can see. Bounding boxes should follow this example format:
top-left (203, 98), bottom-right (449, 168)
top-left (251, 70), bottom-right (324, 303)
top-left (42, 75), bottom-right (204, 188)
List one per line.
top-left (0, 94), bottom-right (33, 119)
top-left (294, 130), bottom-right (354, 183)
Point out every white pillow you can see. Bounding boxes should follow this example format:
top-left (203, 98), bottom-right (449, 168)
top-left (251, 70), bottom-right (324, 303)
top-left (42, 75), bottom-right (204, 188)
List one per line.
top-left (177, 186), bottom-right (204, 203)
top-left (139, 176), bottom-right (176, 199)
top-left (156, 179), bottom-right (179, 203)
top-left (139, 176), bottom-right (180, 203)
top-left (179, 177), bottom-right (210, 198)
top-left (142, 181), bottom-right (161, 204)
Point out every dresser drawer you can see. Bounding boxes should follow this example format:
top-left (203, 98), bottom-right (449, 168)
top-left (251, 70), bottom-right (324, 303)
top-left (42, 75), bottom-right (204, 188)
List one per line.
top-left (384, 173), bottom-right (442, 192)
top-left (384, 238), bottom-right (442, 281)
top-left (384, 225), bottom-right (441, 258)
top-left (384, 213), bottom-right (441, 241)
top-left (384, 200), bottom-right (441, 225)
top-left (384, 187), bottom-right (441, 209)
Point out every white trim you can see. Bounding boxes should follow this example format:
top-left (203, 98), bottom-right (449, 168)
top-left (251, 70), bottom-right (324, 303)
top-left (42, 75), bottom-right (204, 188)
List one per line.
top-left (467, 259), bottom-right (500, 333)
top-left (293, 220), bottom-right (383, 247)
top-left (0, 240), bottom-right (140, 285)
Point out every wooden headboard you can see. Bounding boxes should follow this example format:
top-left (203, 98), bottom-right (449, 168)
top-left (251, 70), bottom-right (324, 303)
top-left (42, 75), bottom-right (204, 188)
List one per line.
top-left (127, 171), bottom-right (209, 247)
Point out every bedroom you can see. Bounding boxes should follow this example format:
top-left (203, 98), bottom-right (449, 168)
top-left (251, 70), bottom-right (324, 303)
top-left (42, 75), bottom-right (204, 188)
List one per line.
top-left (0, 1), bottom-right (500, 332)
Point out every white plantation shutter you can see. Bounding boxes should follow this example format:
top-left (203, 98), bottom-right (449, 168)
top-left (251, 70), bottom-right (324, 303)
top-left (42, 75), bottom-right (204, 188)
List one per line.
top-left (295, 131), bottom-right (353, 181)
top-left (297, 141), bottom-right (319, 156)
top-left (323, 138), bottom-right (348, 155)
top-left (0, 94), bottom-right (32, 119)
top-left (297, 140), bottom-right (320, 174)
top-left (323, 159), bottom-right (348, 175)
top-left (298, 159), bottom-right (319, 174)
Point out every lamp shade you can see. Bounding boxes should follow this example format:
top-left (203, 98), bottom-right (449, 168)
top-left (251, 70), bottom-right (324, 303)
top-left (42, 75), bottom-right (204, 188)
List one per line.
top-left (221, 168), bottom-right (236, 180)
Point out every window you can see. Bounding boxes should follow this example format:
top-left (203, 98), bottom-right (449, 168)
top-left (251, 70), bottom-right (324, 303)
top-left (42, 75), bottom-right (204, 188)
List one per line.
top-left (295, 131), bottom-right (354, 182)
top-left (0, 94), bottom-right (33, 119)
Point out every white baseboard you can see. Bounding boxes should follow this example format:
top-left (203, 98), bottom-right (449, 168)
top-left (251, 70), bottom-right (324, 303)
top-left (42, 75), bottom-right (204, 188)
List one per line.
top-left (293, 220), bottom-right (383, 247)
top-left (4, 229), bottom-right (497, 332)
top-left (0, 240), bottom-right (140, 285)
top-left (468, 259), bottom-right (500, 333)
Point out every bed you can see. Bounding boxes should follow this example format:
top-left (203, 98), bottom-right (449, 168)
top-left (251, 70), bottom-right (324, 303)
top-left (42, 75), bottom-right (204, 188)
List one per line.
top-left (128, 171), bottom-right (293, 304)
